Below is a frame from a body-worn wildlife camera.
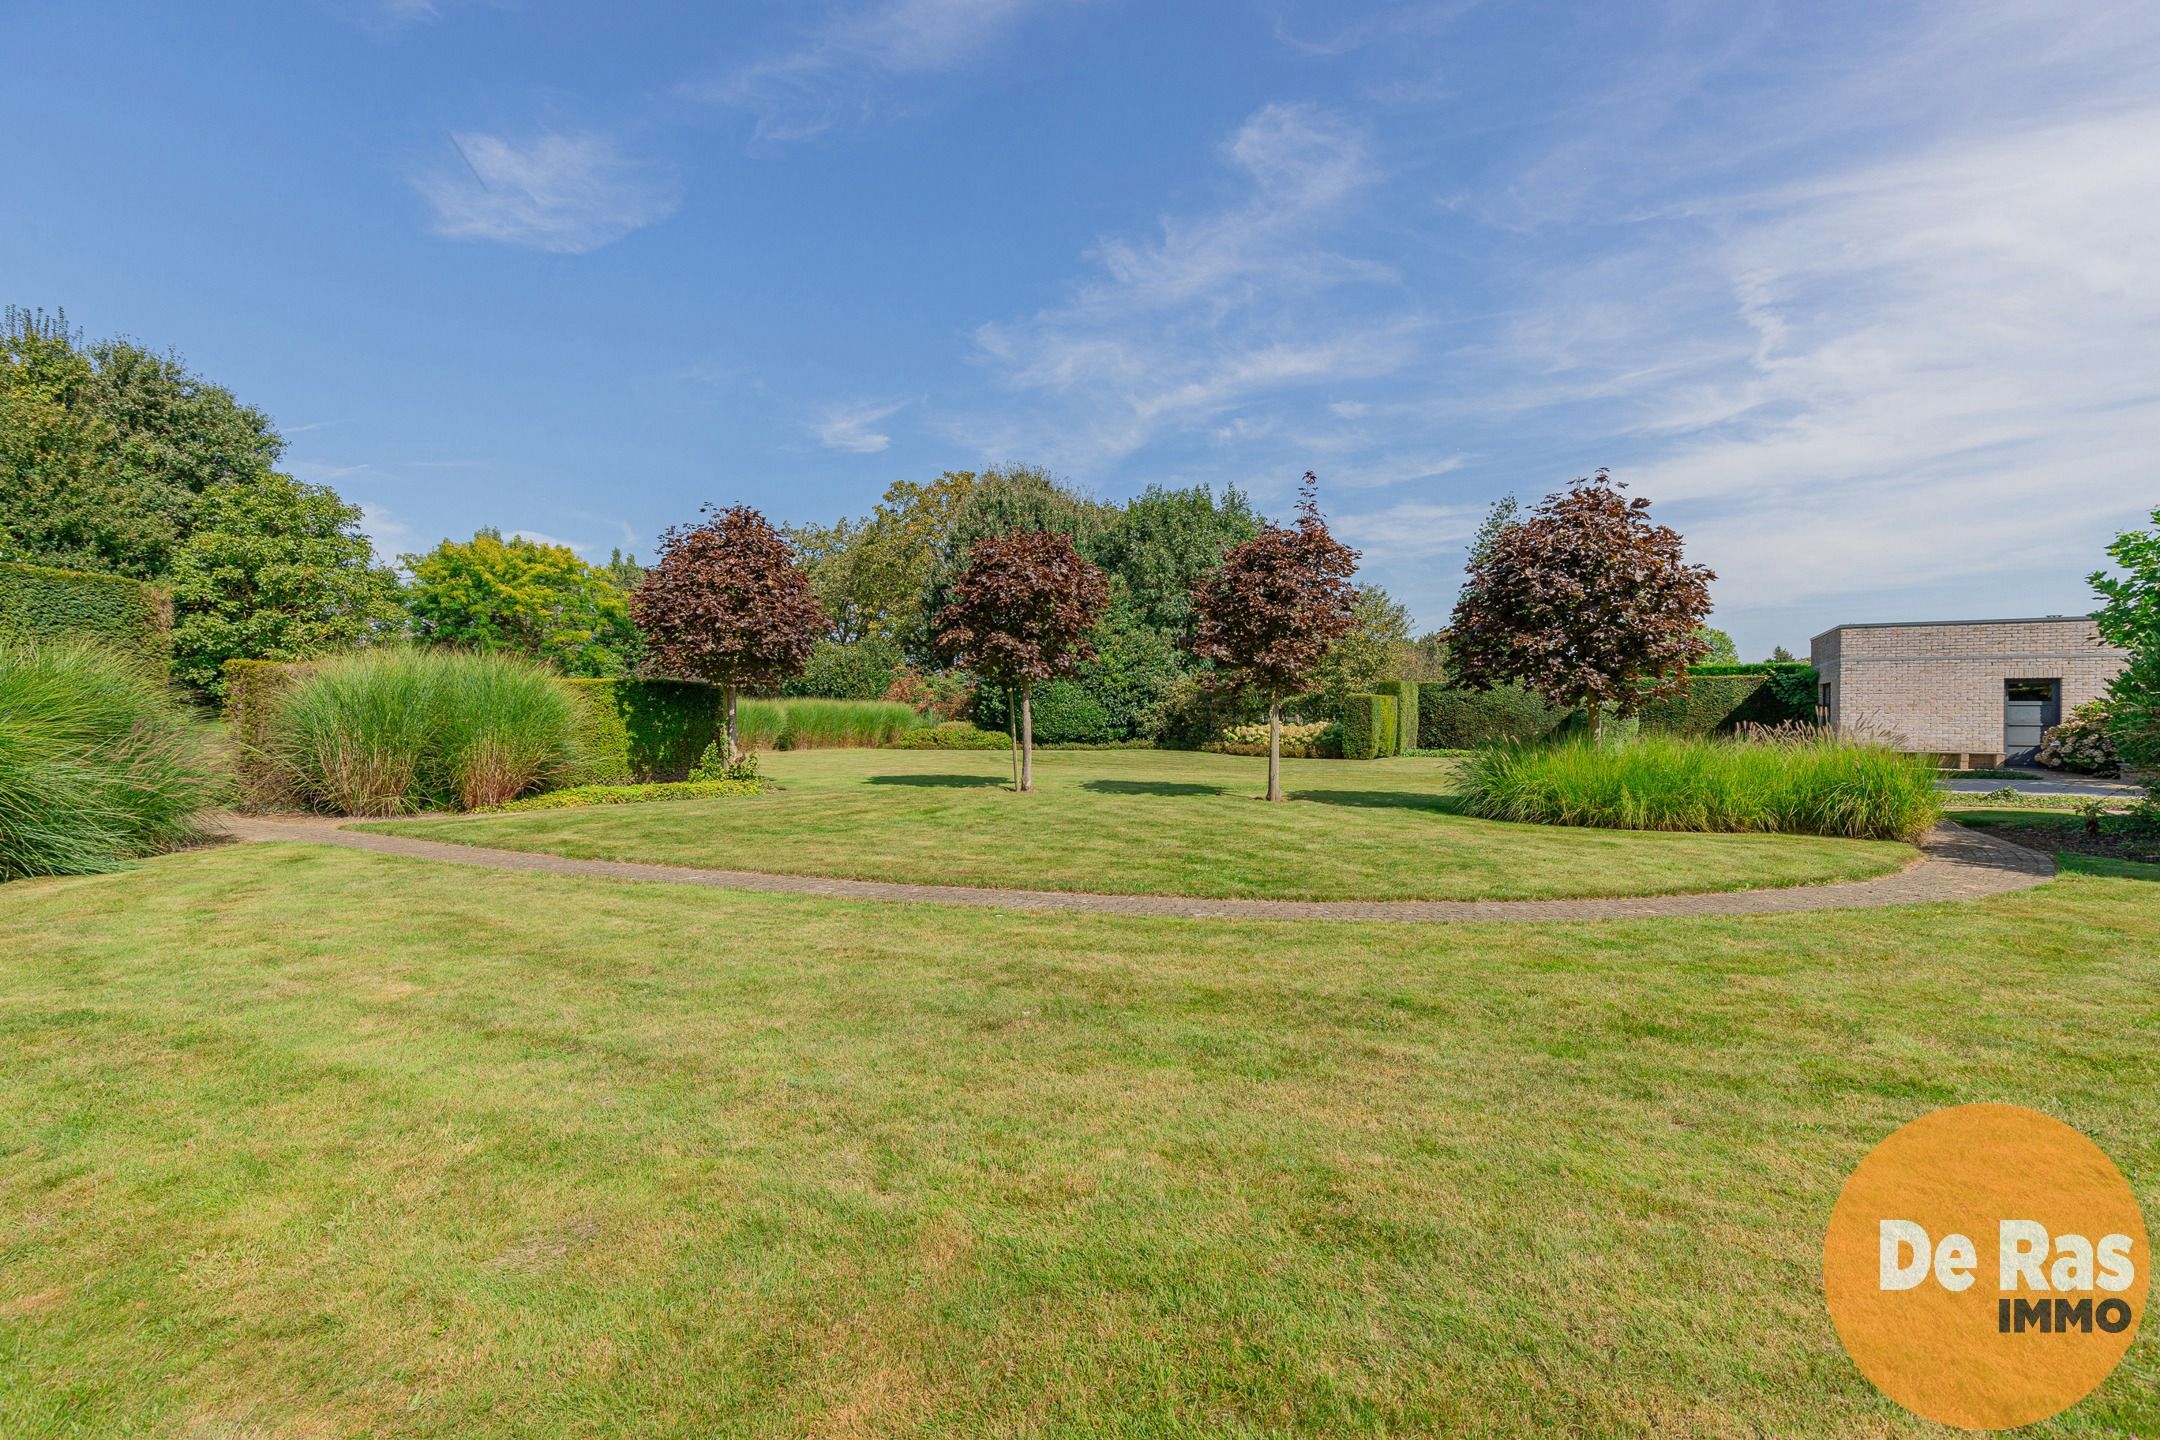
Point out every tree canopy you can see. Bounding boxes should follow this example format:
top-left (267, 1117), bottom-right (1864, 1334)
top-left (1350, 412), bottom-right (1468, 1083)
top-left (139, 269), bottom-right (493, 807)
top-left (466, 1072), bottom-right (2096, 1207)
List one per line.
top-left (2091, 504), bottom-right (2160, 775)
top-left (1089, 483), bottom-right (1261, 636)
top-left (633, 505), bottom-right (827, 750)
top-left (403, 530), bottom-right (637, 678)
top-left (1188, 476), bottom-right (1360, 800)
top-left (935, 529), bottom-right (1109, 791)
top-left (168, 472), bottom-right (403, 695)
top-left (1447, 470), bottom-right (1714, 730)
top-left (1, 307), bottom-right (285, 580)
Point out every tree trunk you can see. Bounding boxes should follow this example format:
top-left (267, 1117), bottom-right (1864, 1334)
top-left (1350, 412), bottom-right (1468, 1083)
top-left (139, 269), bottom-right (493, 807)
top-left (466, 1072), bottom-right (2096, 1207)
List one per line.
top-left (1007, 686), bottom-right (1020, 791)
top-left (1585, 699), bottom-right (1602, 746)
top-left (724, 686), bottom-right (740, 760)
top-left (1266, 698), bottom-right (1284, 803)
top-left (1019, 681), bottom-right (1035, 793)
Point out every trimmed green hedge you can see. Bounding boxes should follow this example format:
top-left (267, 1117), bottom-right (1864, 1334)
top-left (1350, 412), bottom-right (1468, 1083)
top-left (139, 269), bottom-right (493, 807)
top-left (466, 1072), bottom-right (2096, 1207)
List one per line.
top-left (562, 678), bottom-right (725, 784)
top-left (1416, 666), bottom-right (1819, 747)
top-left (0, 560), bottom-right (171, 670)
top-left (1639, 665), bottom-right (1819, 737)
top-left (887, 722), bottom-right (1012, 750)
top-left (1337, 693), bottom-right (1399, 760)
top-left (1373, 680), bottom-right (1418, 756)
top-left (1418, 683), bottom-right (1571, 748)
top-left (223, 658), bottom-right (308, 809)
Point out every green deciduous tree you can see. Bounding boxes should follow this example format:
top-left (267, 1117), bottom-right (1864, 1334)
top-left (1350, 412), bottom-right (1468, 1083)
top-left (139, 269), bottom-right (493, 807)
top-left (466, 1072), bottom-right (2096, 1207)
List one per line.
top-left (2091, 505), bottom-right (2160, 778)
top-left (1091, 484), bottom-right (1262, 636)
top-left (403, 530), bottom-right (637, 678)
top-left (1312, 585), bottom-right (1412, 701)
top-left (168, 473), bottom-right (403, 695)
top-left (1695, 626), bottom-right (1740, 665)
top-left (1, 307), bottom-right (285, 580)
top-left (788, 469), bottom-right (979, 654)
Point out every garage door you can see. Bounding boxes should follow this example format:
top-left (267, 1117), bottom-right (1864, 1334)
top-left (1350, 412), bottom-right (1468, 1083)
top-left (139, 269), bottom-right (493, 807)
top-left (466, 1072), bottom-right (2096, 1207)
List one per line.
top-left (2004, 680), bottom-right (2060, 764)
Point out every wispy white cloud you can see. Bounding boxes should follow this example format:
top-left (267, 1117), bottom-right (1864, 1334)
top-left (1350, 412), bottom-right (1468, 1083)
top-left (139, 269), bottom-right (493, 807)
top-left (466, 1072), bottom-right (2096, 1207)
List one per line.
top-left (356, 503), bottom-right (413, 564)
top-left (815, 399), bottom-right (907, 454)
top-left (690, 0), bottom-right (1037, 141)
top-left (965, 102), bottom-right (1412, 471)
top-left (413, 131), bottom-right (679, 253)
top-left (508, 528), bottom-right (592, 554)
top-left (1486, 104), bottom-right (2160, 623)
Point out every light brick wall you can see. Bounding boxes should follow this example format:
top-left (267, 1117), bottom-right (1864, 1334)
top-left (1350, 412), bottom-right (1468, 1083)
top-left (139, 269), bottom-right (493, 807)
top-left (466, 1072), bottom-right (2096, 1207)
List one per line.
top-left (1810, 618), bottom-right (2127, 759)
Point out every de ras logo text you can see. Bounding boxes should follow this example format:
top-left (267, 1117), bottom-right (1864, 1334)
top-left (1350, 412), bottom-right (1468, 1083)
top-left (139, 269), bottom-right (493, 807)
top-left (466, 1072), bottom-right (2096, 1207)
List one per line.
top-left (1822, 1104), bottom-right (2148, 1430)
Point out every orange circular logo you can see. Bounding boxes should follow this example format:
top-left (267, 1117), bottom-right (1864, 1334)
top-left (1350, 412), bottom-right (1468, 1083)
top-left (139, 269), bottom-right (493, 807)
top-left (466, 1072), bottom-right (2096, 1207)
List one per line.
top-left (1823, 1104), bottom-right (2147, 1429)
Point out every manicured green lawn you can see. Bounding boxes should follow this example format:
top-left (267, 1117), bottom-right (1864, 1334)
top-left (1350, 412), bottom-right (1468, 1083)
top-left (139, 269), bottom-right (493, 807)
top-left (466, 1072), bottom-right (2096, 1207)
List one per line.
top-left (363, 749), bottom-right (1915, 901)
top-left (0, 841), bottom-right (2154, 1437)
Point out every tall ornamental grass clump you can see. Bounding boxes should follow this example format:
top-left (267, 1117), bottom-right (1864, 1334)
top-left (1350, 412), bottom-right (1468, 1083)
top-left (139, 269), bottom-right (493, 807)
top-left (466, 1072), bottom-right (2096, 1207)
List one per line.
top-left (1463, 731), bottom-right (1943, 841)
top-left (0, 641), bottom-right (213, 878)
top-left (735, 697), bottom-right (923, 750)
top-left (262, 650), bottom-right (580, 815)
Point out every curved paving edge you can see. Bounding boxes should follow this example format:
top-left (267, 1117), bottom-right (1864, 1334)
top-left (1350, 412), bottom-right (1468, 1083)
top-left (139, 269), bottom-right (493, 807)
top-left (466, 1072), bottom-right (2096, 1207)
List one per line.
top-left (213, 816), bottom-right (2056, 923)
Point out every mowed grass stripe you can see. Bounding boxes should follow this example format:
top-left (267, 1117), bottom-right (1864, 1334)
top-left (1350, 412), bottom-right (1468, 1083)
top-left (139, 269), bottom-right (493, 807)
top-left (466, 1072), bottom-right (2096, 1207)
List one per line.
top-left (364, 749), bottom-right (1915, 903)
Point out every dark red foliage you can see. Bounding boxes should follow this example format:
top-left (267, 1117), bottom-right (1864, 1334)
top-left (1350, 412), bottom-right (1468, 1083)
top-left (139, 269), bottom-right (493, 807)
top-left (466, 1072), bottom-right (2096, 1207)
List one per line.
top-left (1447, 470), bottom-right (1714, 716)
top-left (934, 530), bottom-right (1109, 685)
top-left (1188, 474), bottom-right (1360, 700)
top-left (631, 504), bottom-right (827, 690)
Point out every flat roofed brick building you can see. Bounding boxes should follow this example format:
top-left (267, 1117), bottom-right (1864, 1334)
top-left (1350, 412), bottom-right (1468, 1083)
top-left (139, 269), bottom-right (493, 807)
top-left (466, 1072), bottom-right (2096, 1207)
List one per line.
top-left (1811, 617), bottom-right (2128, 769)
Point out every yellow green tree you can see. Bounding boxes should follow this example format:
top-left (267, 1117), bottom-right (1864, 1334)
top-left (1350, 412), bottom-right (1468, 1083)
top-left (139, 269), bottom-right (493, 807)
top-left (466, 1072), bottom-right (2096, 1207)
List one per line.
top-left (403, 529), bottom-right (637, 677)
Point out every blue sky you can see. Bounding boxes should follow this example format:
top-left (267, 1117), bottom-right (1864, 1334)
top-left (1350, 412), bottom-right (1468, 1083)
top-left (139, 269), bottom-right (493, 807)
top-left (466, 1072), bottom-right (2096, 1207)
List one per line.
top-left (7, 0), bottom-right (2158, 657)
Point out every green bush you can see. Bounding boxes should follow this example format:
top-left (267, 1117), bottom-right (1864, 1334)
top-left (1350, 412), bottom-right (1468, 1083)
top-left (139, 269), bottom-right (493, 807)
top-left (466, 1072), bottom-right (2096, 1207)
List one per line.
top-left (0, 560), bottom-right (170, 671)
top-left (562, 678), bottom-right (724, 784)
top-left (261, 649), bottom-right (581, 815)
top-left (1204, 720), bottom-right (1338, 758)
top-left (783, 636), bottom-right (905, 700)
top-left (1145, 675), bottom-right (1265, 749)
top-left (1639, 666), bottom-right (1819, 736)
top-left (0, 641), bottom-right (212, 878)
top-left (489, 777), bottom-right (768, 812)
top-left (736, 697), bottom-right (924, 750)
top-left (972, 680), bottom-right (1118, 744)
top-left (223, 658), bottom-right (309, 808)
top-left (1337, 693), bottom-right (1399, 760)
top-left (1462, 733), bottom-right (1943, 841)
top-left (1417, 683), bottom-right (1571, 748)
top-left (1373, 680), bottom-right (1418, 755)
top-left (886, 722), bottom-right (1012, 750)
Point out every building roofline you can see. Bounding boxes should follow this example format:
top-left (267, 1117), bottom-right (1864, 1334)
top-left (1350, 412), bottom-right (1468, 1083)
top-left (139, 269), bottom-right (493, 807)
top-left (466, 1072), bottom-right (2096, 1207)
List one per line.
top-left (1810, 615), bottom-right (2095, 644)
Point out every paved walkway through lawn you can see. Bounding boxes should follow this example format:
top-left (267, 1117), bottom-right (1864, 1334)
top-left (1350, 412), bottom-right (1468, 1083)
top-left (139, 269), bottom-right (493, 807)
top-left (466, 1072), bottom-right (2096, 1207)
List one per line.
top-left (220, 816), bottom-right (2055, 923)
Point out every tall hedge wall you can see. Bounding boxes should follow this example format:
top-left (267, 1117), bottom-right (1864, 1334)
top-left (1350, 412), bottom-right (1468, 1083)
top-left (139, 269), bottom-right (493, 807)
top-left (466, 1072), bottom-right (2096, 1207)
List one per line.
top-left (1337, 692), bottom-right (1399, 760)
top-left (1638, 664), bottom-right (1818, 736)
top-left (1417, 683), bottom-right (1571, 748)
top-left (562, 677), bottom-right (727, 784)
top-left (222, 658), bottom-right (308, 809)
top-left (0, 560), bottom-right (171, 670)
top-left (1372, 679), bottom-right (1418, 755)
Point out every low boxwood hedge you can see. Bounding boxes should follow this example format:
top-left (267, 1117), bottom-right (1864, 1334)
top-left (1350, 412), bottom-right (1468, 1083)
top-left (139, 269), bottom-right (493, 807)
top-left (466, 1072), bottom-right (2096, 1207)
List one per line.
top-left (887, 722), bottom-right (1012, 750)
top-left (488, 777), bottom-right (768, 812)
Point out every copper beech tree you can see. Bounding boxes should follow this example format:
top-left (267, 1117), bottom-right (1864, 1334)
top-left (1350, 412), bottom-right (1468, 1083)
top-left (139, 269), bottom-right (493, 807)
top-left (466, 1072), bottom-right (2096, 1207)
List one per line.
top-left (631, 504), bottom-right (827, 757)
top-left (1189, 475), bottom-right (1360, 802)
top-left (935, 529), bottom-right (1108, 792)
top-left (1447, 470), bottom-right (1713, 739)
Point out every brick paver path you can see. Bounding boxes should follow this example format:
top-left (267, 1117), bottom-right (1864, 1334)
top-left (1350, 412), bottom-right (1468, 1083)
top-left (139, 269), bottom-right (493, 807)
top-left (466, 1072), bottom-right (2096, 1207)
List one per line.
top-left (218, 816), bottom-right (2055, 923)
